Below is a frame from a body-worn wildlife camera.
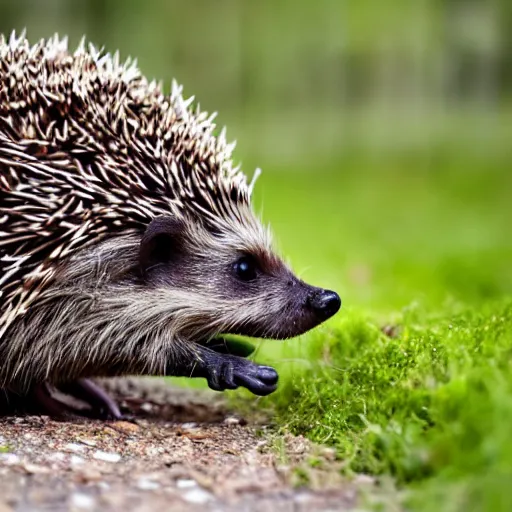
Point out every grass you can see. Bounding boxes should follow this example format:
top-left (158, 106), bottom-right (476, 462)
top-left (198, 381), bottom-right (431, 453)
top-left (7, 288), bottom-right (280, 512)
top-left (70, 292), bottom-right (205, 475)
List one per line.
top-left (232, 151), bottom-right (512, 511)
top-left (255, 301), bottom-right (512, 510)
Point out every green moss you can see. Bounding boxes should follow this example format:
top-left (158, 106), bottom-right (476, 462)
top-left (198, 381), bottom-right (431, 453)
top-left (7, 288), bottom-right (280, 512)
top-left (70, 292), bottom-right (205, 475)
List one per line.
top-left (307, 456), bottom-right (322, 468)
top-left (251, 300), bottom-right (511, 509)
top-left (292, 467), bottom-right (311, 487)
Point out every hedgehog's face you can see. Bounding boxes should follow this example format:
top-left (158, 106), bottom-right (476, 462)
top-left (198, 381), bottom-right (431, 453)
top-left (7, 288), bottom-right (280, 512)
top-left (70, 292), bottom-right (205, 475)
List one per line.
top-left (139, 215), bottom-right (341, 340)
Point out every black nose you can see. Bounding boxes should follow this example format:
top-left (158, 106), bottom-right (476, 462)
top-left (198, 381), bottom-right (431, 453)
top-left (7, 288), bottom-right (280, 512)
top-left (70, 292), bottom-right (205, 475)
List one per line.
top-left (307, 289), bottom-right (341, 321)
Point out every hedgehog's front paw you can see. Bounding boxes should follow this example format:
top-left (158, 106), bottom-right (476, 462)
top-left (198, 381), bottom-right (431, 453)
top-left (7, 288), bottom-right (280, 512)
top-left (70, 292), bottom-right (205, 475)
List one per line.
top-left (206, 358), bottom-right (278, 396)
top-left (235, 364), bottom-right (279, 396)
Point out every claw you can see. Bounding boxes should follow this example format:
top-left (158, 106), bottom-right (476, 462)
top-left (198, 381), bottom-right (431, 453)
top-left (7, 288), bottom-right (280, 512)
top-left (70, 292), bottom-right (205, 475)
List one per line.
top-left (220, 362), bottom-right (237, 390)
top-left (257, 366), bottom-right (279, 385)
top-left (57, 379), bottom-right (123, 420)
top-left (206, 368), bottom-right (222, 391)
top-left (234, 365), bottom-right (279, 396)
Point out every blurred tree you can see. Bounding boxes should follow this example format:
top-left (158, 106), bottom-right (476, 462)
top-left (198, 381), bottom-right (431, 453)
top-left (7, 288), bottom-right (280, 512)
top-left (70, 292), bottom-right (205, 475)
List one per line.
top-left (0, 0), bottom-right (509, 162)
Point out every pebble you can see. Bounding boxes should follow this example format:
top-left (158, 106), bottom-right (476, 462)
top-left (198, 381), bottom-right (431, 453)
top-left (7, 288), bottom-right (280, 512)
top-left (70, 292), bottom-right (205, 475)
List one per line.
top-left (294, 491), bottom-right (315, 504)
top-left (65, 443), bottom-right (86, 453)
top-left (182, 488), bottom-right (213, 504)
top-left (136, 477), bottom-right (161, 491)
top-left (353, 473), bottom-right (376, 485)
top-left (181, 422), bottom-right (197, 430)
top-left (92, 451), bottom-right (121, 463)
top-left (176, 479), bottom-right (197, 489)
top-left (0, 453), bottom-right (19, 465)
top-left (223, 417), bottom-right (240, 426)
top-left (21, 462), bottom-right (49, 475)
top-left (140, 402), bottom-right (153, 412)
top-left (48, 452), bottom-right (66, 461)
top-left (321, 447), bottom-right (337, 461)
top-left (70, 493), bottom-right (95, 510)
top-left (111, 421), bottom-right (140, 434)
top-left (145, 447), bottom-right (161, 457)
top-left (70, 455), bottom-right (85, 466)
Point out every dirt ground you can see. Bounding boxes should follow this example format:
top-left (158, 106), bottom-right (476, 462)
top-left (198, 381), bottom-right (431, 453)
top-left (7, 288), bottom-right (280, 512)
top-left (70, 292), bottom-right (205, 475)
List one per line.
top-left (0, 379), bottom-right (385, 512)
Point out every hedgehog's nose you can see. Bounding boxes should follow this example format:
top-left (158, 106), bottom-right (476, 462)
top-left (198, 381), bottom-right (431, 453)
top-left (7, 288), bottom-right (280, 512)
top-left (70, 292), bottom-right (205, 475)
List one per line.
top-left (307, 289), bottom-right (341, 321)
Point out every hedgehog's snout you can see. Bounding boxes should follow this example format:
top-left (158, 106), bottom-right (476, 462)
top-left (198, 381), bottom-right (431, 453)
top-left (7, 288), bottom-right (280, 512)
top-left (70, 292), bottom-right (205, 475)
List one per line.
top-left (306, 288), bottom-right (341, 321)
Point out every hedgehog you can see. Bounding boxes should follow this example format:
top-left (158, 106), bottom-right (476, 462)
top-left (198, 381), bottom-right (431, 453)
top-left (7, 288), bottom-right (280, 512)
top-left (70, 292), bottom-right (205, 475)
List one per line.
top-left (0, 32), bottom-right (341, 419)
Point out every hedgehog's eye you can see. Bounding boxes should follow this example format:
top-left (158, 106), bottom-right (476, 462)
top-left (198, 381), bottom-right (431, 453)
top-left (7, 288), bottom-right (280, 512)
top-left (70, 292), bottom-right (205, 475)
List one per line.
top-left (234, 256), bottom-right (258, 282)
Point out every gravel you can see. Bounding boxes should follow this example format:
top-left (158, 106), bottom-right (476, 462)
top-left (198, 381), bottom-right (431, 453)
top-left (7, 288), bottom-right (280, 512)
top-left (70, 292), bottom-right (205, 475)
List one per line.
top-left (0, 380), bottom-right (372, 511)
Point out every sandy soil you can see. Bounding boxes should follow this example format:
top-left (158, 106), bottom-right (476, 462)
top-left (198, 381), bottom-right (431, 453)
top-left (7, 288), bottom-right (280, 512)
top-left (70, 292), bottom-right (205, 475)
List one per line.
top-left (0, 379), bottom-right (380, 512)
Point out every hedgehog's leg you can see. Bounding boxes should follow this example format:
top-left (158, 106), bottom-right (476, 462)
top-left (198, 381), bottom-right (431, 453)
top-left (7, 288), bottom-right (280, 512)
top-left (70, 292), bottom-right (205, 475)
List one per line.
top-left (28, 382), bottom-right (88, 418)
top-left (57, 379), bottom-right (123, 420)
top-left (173, 346), bottom-right (279, 396)
top-left (18, 381), bottom-right (123, 420)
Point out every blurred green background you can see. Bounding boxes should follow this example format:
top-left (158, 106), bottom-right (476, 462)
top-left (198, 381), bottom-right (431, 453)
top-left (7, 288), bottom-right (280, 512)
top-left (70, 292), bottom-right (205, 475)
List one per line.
top-left (1, 0), bottom-right (510, 314)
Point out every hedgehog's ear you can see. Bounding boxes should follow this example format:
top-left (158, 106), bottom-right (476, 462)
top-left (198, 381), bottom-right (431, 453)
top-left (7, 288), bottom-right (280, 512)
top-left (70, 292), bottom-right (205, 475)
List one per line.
top-left (139, 216), bottom-right (185, 275)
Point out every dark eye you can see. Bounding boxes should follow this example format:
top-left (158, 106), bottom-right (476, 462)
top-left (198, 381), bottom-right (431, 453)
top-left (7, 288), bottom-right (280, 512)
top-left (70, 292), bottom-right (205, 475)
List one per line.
top-left (234, 256), bottom-right (258, 282)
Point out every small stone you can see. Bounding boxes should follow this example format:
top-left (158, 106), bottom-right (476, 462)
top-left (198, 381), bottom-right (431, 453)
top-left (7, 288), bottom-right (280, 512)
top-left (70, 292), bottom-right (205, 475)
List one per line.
top-left (354, 473), bottom-right (376, 485)
top-left (70, 455), bottom-right (85, 466)
top-left (48, 452), bottom-right (66, 461)
top-left (183, 488), bottom-right (213, 504)
top-left (70, 493), bottom-right (95, 510)
top-left (223, 416), bottom-right (240, 426)
top-left (21, 462), bottom-right (50, 474)
top-left (294, 492), bottom-right (315, 504)
top-left (0, 453), bottom-right (19, 465)
top-left (136, 477), bottom-right (160, 490)
top-left (321, 447), bottom-right (337, 461)
top-left (140, 402), bottom-right (153, 412)
top-left (145, 447), bottom-right (161, 457)
top-left (65, 443), bottom-right (86, 453)
top-left (176, 479), bottom-right (197, 489)
top-left (111, 421), bottom-right (140, 434)
top-left (181, 422), bottom-right (197, 430)
top-left (92, 450), bottom-right (121, 463)
top-left (275, 464), bottom-right (291, 477)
